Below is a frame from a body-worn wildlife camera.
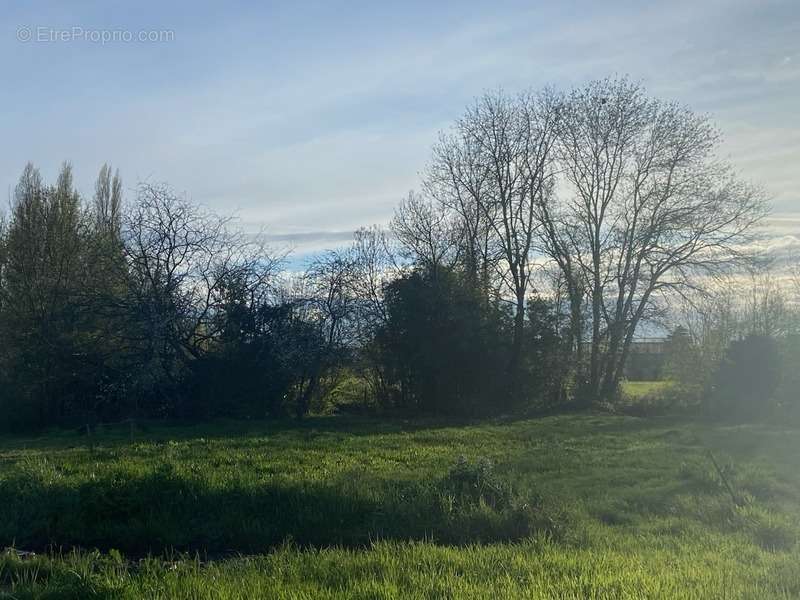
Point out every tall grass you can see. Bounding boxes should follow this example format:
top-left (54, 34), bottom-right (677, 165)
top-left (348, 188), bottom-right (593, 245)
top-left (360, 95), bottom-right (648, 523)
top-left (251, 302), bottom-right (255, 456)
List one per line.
top-left (1, 414), bottom-right (799, 597)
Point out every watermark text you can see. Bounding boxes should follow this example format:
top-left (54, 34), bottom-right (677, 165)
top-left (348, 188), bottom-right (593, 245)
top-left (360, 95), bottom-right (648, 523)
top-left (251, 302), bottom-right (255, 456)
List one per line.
top-left (17, 26), bottom-right (174, 44)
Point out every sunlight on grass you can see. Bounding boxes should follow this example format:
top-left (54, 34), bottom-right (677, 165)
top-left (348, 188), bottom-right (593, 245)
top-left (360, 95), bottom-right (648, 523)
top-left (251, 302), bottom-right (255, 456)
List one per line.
top-left (621, 380), bottom-right (674, 399)
top-left (1, 415), bottom-right (798, 598)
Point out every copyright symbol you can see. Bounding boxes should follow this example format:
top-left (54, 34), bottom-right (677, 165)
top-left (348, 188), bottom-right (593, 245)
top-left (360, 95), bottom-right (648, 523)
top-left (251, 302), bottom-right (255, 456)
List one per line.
top-left (16, 26), bottom-right (32, 42)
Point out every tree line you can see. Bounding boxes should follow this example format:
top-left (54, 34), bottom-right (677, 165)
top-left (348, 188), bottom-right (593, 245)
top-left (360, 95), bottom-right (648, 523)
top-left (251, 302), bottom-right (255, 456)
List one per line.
top-left (659, 272), bottom-right (800, 419)
top-left (0, 77), bottom-right (786, 430)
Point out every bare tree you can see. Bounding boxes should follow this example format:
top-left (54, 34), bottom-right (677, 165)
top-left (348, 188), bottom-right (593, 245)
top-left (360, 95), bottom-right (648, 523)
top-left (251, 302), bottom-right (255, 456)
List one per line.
top-left (533, 191), bottom-right (587, 378)
top-left (391, 191), bottom-right (459, 276)
top-left (554, 78), bottom-right (767, 399)
top-left (427, 89), bottom-right (561, 390)
top-left (304, 250), bottom-right (359, 350)
top-left (291, 249), bottom-right (360, 416)
top-left (425, 128), bottom-right (496, 290)
top-left (740, 270), bottom-right (796, 338)
top-left (122, 183), bottom-right (281, 391)
top-left (349, 225), bottom-right (396, 332)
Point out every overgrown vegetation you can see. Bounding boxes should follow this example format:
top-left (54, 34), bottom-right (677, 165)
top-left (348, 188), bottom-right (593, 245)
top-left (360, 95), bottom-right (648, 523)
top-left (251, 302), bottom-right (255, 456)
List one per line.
top-left (3, 77), bottom-right (791, 431)
top-left (0, 79), bottom-right (795, 597)
top-left (1, 415), bottom-right (799, 597)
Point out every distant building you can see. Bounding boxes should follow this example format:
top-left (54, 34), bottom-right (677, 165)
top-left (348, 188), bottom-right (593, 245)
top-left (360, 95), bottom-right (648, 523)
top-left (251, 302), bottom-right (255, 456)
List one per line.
top-left (629, 337), bottom-right (667, 355)
top-left (625, 337), bottom-right (667, 380)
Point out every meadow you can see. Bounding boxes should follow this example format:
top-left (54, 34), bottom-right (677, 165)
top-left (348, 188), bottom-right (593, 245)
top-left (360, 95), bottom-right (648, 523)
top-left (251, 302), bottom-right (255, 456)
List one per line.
top-left (1, 413), bottom-right (799, 598)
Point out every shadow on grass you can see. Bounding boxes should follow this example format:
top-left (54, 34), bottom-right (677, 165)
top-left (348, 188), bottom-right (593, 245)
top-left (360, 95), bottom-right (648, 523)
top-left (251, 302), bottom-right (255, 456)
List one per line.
top-left (0, 414), bottom-right (521, 455)
top-left (0, 465), bottom-right (561, 557)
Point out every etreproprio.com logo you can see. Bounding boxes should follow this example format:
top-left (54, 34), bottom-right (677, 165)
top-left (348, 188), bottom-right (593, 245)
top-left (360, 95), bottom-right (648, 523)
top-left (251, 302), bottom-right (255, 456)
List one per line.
top-left (17, 26), bottom-right (174, 44)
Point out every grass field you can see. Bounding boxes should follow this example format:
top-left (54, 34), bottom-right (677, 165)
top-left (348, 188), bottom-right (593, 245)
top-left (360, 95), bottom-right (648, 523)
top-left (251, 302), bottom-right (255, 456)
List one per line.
top-left (620, 380), bottom-right (675, 400)
top-left (1, 414), bottom-right (799, 598)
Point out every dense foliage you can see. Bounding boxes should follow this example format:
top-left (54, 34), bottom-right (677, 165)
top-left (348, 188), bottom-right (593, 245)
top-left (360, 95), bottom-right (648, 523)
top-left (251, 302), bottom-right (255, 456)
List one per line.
top-left (0, 79), bottom-right (793, 430)
top-left (0, 164), bottom-right (572, 429)
top-left (0, 164), bottom-right (327, 429)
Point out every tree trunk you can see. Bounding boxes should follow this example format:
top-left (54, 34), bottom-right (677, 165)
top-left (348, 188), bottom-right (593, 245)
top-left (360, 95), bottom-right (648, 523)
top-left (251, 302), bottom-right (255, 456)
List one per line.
top-left (588, 281), bottom-right (603, 401)
top-left (508, 291), bottom-right (526, 405)
top-left (297, 372), bottom-right (318, 419)
top-left (600, 322), bottom-right (625, 399)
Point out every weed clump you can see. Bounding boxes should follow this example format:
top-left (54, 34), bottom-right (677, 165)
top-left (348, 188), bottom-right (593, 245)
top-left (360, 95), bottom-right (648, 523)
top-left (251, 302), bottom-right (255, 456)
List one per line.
top-left (441, 456), bottom-right (513, 510)
top-left (735, 506), bottom-right (798, 552)
top-left (431, 456), bottom-right (566, 544)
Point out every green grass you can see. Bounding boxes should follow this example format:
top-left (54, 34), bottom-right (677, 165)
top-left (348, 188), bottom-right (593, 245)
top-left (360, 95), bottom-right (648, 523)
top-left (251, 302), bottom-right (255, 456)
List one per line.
top-left (1, 414), bottom-right (799, 598)
top-left (621, 380), bottom-right (674, 399)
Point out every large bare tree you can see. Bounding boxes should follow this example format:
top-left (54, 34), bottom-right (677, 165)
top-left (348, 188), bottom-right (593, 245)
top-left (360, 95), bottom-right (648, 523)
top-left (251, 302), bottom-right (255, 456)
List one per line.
top-left (554, 78), bottom-right (767, 399)
top-left (407, 78), bottom-right (767, 403)
top-left (425, 90), bottom-right (561, 390)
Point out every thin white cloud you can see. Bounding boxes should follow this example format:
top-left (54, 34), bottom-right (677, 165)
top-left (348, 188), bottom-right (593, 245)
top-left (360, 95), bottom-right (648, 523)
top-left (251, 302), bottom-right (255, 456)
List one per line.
top-left (0, 0), bottom-right (796, 248)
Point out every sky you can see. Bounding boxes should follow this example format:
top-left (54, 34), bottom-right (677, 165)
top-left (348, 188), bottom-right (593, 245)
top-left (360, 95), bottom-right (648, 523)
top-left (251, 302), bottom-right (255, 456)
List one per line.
top-left (1, 0), bottom-right (798, 262)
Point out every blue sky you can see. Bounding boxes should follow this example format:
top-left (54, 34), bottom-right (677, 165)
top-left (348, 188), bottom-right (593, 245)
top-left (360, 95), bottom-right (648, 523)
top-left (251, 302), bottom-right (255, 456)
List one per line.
top-left (1, 0), bottom-right (798, 258)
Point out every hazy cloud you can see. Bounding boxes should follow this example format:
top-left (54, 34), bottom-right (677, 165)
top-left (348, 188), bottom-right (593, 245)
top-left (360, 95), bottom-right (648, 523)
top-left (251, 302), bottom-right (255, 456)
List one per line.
top-left (0, 0), bottom-right (796, 251)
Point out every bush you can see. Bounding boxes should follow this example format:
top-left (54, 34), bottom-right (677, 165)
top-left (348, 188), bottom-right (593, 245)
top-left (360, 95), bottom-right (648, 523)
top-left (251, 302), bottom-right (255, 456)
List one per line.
top-left (431, 456), bottom-right (565, 544)
top-left (376, 268), bottom-right (512, 415)
top-left (441, 456), bottom-right (514, 510)
top-left (710, 335), bottom-right (781, 420)
top-left (775, 335), bottom-right (800, 416)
